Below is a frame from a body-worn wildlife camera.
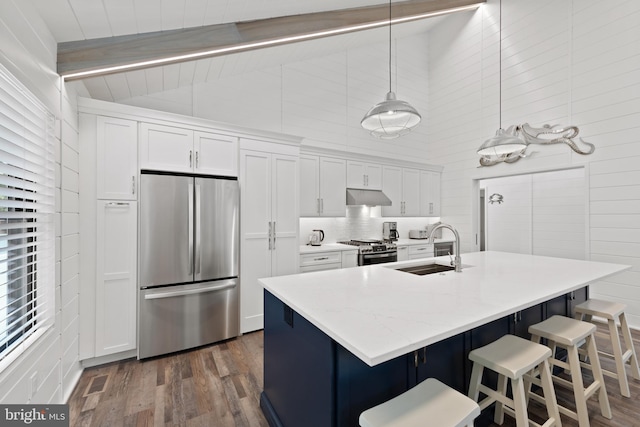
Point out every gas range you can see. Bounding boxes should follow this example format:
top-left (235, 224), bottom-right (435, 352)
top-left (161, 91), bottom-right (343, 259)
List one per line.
top-left (338, 239), bottom-right (397, 253)
top-left (338, 239), bottom-right (397, 265)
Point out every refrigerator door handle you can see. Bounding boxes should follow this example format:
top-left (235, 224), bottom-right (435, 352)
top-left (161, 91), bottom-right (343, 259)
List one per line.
top-left (195, 183), bottom-right (202, 277)
top-left (143, 280), bottom-right (237, 300)
top-left (188, 181), bottom-right (194, 276)
top-left (268, 221), bottom-right (272, 250)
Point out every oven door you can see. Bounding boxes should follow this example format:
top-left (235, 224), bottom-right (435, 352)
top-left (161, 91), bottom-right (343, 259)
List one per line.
top-left (359, 250), bottom-right (398, 265)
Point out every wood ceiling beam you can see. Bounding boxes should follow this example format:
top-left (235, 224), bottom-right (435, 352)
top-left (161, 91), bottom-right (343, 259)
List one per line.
top-left (58, 0), bottom-right (484, 80)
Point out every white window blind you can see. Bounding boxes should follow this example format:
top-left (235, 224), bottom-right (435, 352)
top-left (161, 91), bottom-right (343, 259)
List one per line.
top-left (0, 64), bottom-right (55, 362)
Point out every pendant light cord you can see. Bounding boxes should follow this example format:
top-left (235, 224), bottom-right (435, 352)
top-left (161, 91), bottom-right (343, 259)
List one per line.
top-left (389, 0), bottom-right (392, 92)
top-left (498, 0), bottom-right (502, 129)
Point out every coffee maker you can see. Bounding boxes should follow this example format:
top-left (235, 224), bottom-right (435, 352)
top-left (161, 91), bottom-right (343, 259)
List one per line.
top-left (382, 222), bottom-right (399, 242)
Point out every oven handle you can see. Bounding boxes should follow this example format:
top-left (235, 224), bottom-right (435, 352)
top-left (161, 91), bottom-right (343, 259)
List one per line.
top-left (144, 280), bottom-right (236, 300)
top-left (363, 251), bottom-right (397, 259)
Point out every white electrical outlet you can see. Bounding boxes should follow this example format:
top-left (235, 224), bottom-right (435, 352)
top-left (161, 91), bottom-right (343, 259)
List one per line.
top-left (28, 372), bottom-right (38, 400)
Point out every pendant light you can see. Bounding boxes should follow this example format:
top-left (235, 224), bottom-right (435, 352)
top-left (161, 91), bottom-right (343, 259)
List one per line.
top-left (361, 0), bottom-right (421, 139)
top-left (477, 0), bottom-right (526, 157)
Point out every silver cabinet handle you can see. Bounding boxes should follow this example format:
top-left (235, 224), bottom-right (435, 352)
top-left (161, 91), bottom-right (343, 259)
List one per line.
top-left (131, 176), bottom-right (135, 194)
top-left (314, 257), bottom-right (329, 261)
top-left (189, 150), bottom-right (193, 168)
top-left (429, 202), bottom-right (433, 214)
top-left (363, 175), bottom-right (366, 186)
top-left (196, 151), bottom-right (199, 168)
top-left (317, 198), bottom-right (320, 214)
top-left (272, 221), bottom-right (276, 250)
top-left (106, 202), bottom-right (129, 207)
top-left (268, 221), bottom-right (272, 250)
top-left (144, 280), bottom-right (237, 300)
top-left (416, 247), bottom-right (427, 251)
top-left (320, 199), bottom-right (324, 214)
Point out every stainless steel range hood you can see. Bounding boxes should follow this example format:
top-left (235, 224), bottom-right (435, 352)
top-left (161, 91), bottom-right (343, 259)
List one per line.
top-left (346, 188), bottom-right (392, 206)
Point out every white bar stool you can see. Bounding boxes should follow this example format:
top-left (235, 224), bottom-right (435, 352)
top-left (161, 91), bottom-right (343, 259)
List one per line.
top-left (574, 298), bottom-right (640, 397)
top-left (359, 378), bottom-right (480, 427)
top-left (529, 315), bottom-right (611, 427)
top-left (467, 334), bottom-right (560, 427)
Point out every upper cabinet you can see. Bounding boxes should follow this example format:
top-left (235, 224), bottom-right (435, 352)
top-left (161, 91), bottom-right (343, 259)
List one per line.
top-left (420, 170), bottom-right (441, 217)
top-left (382, 166), bottom-right (420, 216)
top-left (139, 123), bottom-right (237, 176)
top-left (97, 116), bottom-right (138, 200)
top-left (300, 155), bottom-right (346, 217)
top-left (347, 160), bottom-right (382, 190)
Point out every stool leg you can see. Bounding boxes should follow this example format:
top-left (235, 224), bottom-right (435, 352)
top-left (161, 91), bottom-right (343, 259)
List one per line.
top-left (620, 312), bottom-right (640, 380)
top-left (539, 358), bottom-right (561, 427)
top-left (608, 317), bottom-right (631, 397)
top-left (511, 376), bottom-right (529, 427)
top-left (494, 373), bottom-right (507, 424)
top-left (586, 334), bottom-right (612, 420)
top-left (468, 362), bottom-right (484, 403)
top-left (567, 344), bottom-right (590, 427)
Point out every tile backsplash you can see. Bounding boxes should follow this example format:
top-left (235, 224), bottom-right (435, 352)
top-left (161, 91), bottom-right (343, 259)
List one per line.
top-left (299, 207), bottom-right (441, 245)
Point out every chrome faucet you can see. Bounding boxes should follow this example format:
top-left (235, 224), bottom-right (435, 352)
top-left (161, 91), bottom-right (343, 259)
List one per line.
top-left (428, 223), bottom-right (462, 272)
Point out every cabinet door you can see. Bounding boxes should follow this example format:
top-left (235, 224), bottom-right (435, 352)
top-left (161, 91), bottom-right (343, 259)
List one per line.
top-left (240, 150), bottom-right (273, 333)
top-left (365, 163), bottom-right (383, 190)
top-left (194, 131), bottom-right (237, 176)
top-left (382, 166), bottom-right (402, 216)
top-left (271, 154), bottom-right (299, 278)
top-left (96, 116), bottom-right (137, 200)
top-left (346, 160), bottom-right (367, 189)
top-left (402, 168), bottom-right (421, 216)
top-left (95, 201), bottom-right (137, 356)
top-left (139, 123), bottom-right (193, 172)
top-left (397, 246), bottom-right (409, 261)
top-left (420, 171), bottom-right (441, 216)
top-left (300, 155), bottom-right (320, 216)
top-left (319, 157), bottom-right (346, 216)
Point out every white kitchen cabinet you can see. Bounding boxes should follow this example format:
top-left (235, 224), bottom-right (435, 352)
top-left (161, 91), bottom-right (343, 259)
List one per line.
top-left (300, 252), bottom-right (342, 273)
top-left (300, 155), bottom-right (346, 217)
top-left (140, 123), bottom-right (238, 176)
top-left (194, 131), bottom-right (238, 176)
top-left (382, 166), bottom-right (420, 216)
top-left (420, 170), bottom-right (441, 216)
top-left (96, 116), bottom-right (138, 200)
top-left (347, 160), bottom-right (382, 190)
top-left (397, 245), bottom-right (409, 261)
top-left (240, 145), bottom-right (299, 333)
top-left (341, 250), bottom-right (358, 268)
top-left (408, 244), bottom-right (434, 260)
top-left (95, 200), bottom-right (137, 356)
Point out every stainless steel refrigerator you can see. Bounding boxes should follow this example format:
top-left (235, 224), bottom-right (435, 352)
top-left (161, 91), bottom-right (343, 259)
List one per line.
top-left (138, 172), bottom-right (239, 359)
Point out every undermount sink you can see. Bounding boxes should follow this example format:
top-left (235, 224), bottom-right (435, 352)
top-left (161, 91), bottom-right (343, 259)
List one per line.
top-left (394, 263), bottom-right (456, 276)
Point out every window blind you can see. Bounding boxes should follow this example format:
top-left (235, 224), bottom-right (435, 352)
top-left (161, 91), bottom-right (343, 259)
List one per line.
top-left (0, 64), bottom-right (55, 362)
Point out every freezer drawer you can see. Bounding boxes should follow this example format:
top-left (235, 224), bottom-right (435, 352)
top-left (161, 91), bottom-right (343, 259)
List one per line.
top-left (138, 279), bottom-right (239, 359)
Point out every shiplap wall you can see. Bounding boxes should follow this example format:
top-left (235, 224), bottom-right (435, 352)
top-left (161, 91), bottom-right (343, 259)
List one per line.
top-left (117, 0), bottom-right (640, 326)
top-left (0, 0), bottom-right (82, 403)
top-left (427, 0), bottom-right (640, 327)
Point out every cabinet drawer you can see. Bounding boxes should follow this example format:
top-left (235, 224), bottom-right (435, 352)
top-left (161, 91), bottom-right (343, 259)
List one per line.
top-left (300, 251), bottom-right (342, 267)
top-left (408, 244), bottom-right (433, 259)
top-left (300, 262), bottom-right (343, 273)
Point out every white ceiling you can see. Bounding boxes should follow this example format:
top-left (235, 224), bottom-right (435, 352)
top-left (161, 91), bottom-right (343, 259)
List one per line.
top-left (29, 0), bottom-right (445, 102)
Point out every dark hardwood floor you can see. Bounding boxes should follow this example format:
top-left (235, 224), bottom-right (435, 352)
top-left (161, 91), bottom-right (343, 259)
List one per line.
top-left (68, 323), bottom-right (639, 427)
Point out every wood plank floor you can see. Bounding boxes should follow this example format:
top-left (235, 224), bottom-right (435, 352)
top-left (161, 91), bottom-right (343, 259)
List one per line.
top-left (68, 324), bottom-right (640, 427)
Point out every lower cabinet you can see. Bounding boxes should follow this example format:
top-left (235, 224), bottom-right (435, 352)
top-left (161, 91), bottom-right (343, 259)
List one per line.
top-left (299, 249), bottom-right (358, 273)
top-left (408, 244), bottom-right (434, 259)
top-left (95, 200), bottom-right (137, 356)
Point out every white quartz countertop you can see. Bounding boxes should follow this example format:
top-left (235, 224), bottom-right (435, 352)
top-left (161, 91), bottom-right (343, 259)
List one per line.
top-left (260, 251), bottom-right (629, 367)
top-left (299, 243), bottom-right (358, 254)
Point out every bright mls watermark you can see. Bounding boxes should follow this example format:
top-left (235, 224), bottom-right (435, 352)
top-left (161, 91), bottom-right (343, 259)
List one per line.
top-left (1, 405), bottom-right (68, 426)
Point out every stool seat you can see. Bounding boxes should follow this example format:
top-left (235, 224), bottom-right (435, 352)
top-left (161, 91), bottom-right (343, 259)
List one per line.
top-left (575, 299), bottom-right (624, 319)
top-left (469, 334), bottom-right (552, 379)
top-left (359, 378), bottom-right (480, 427)
top-left (529, 314), bottom-right (596, 346)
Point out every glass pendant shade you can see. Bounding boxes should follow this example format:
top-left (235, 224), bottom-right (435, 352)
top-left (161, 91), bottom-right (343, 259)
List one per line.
top-left (477, 128), bottom-right (527, 156)
top-left (361, 91), bottom-right (422, 139)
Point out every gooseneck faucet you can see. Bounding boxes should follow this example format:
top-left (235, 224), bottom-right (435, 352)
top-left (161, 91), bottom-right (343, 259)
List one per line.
top-left (428, 223), bottom-right (462, 272)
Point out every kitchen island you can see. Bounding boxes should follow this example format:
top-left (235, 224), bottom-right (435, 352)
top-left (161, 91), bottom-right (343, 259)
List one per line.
top-left (259, 251), bottom-right (629, 427)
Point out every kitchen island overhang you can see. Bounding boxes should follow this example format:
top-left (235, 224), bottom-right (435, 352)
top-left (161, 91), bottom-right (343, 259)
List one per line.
top-left (259, 251), bottom-right (630, 427)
